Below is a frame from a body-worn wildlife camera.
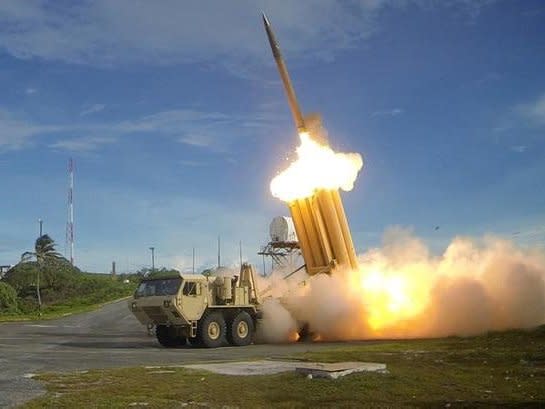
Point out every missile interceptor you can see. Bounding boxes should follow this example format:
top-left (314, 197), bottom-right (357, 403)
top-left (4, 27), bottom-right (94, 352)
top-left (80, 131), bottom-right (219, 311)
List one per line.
top-left (263, 14), bottom-right (359, 275)
top-left (262, 13), bottom-right (306, 134)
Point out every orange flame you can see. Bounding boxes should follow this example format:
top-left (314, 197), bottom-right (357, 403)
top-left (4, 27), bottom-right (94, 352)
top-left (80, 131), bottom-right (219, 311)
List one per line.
top-left (270, 132), bottom-right (363, 202)
top-left (350, 267), bottom-right (431, 332)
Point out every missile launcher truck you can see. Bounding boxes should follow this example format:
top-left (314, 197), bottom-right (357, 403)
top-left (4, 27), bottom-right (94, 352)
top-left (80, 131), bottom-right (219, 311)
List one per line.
top-left (130, 15), bottom-right (360, 348)
top-left (129, 263), bottom-right (261, 348)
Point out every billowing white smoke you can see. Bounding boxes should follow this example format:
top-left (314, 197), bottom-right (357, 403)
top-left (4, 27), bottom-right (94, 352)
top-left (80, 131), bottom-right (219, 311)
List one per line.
top-left (256, 228), bottom-right (545, 342)
top-left (255, 299), bottom-right (299, 343)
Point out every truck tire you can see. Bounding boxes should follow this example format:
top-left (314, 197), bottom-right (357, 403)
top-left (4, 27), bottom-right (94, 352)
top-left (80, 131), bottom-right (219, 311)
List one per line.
top-left (227, 311), bottom-right (254, 346)
top-left (198, 311), bottom-right (226, 348)
top-left (156, 325), bottom-right (182, 348)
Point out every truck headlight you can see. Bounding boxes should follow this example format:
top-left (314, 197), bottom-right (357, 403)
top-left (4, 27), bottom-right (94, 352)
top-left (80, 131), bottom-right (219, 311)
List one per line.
top-left (131, 302), bottom-right (137, 310)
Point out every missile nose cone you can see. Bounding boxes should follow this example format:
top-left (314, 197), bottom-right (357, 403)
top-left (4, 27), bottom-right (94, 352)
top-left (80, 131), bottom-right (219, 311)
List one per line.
top-left (262, 13), bottom-right (280, 59)
top-left (262, 12), bottom-right (269, 25)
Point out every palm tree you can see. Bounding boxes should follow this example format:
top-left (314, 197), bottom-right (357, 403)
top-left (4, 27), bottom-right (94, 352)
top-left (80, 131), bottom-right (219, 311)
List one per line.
top-left (21, 234), bottom-right (63, 313)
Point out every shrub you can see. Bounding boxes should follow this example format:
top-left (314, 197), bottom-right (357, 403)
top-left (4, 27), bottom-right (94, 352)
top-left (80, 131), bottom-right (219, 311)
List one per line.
top-left (0, 282), bottom-right (19, 313)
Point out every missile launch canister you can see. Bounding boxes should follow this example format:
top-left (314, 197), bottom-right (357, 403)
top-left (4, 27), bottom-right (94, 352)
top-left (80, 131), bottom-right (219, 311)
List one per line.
top-left (263, 14), bottom-right (359, 275)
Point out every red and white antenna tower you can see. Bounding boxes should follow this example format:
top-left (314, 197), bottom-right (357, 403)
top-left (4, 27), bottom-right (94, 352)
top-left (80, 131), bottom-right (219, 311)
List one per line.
top-left (66, 158), bottom-right (75, 265)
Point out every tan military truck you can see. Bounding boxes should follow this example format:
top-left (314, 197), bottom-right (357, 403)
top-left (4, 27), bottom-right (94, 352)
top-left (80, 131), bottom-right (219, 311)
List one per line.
top-left (129, 263), bottom-right (261, 348)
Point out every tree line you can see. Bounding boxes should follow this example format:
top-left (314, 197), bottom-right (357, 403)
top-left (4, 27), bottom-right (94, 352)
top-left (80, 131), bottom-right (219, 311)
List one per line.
top-left (0, 235), bottom-right (137, 317)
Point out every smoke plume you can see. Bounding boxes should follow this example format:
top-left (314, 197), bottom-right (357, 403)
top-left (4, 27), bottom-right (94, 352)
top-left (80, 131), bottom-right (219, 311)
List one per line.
top-left (257, 227), bottom-right (545, 341)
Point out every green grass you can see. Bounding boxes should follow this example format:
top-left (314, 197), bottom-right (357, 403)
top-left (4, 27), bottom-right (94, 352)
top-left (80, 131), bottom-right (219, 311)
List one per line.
top-left (22, 325), bottom-right (545, 408)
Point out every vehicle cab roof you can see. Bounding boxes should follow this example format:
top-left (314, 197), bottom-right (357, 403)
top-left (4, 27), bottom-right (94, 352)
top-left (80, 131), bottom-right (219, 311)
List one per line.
top-left (179, 273), bottom-right (208, 280)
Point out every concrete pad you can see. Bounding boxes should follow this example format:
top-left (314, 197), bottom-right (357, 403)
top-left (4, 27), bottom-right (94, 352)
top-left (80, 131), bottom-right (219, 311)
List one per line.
top-left (295, 362), bottom-right (387, 379)
top-left (183, 360), bottom-right (386, 378)
top-left (183, 360), bottom-right (301, 375)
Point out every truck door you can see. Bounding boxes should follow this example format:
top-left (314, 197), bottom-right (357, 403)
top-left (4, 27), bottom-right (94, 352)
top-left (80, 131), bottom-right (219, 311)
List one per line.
top-left (179, 280), bottom-right (206, 321)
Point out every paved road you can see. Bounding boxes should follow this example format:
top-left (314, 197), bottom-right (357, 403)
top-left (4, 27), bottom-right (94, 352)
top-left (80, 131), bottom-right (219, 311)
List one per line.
top-left (0, 300), bottom-right (349, 408)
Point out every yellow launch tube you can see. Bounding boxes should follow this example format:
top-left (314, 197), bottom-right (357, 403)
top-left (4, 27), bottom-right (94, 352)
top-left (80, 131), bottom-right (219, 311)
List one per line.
top-left (331, 190), bottom-right (359, 270)
top-left (317, 190), bottom-right (349, 267)
top-left (288, 189), bottom-right (359, 275)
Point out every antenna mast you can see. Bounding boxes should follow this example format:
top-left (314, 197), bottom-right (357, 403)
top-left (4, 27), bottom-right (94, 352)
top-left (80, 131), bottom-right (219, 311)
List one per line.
top-left (192, 247), bottom-right (196, 274)
top-left (217, 236), bottom-right (221, 268)
top-left (66, 158), bottom-right (75, 265)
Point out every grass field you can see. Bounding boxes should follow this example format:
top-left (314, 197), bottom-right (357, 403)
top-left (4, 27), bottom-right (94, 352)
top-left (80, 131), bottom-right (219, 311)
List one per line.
top-left (23, 325), bottom-right (545, 408)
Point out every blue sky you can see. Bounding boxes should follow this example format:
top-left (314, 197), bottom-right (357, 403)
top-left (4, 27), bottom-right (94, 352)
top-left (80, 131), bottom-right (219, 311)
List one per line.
top-left (0, 0), bottom-right (544, 273)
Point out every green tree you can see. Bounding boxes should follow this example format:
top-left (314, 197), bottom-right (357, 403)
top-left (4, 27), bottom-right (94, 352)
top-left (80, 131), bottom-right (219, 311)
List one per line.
top-left (20, 234), bottom-right (63, 313)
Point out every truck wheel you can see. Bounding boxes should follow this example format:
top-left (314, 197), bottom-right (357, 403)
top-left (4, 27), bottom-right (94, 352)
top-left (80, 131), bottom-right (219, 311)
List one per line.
top-left (227, 311), bottom-right (254, 346)
top-left (198, 311), bottom-right (226, 348)
top-left (156, 325), bottom-right (178, 348)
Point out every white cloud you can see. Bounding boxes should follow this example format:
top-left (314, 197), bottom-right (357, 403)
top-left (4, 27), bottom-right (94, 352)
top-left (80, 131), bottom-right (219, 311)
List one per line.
top-left (25, 87), bottom-right (37, 95)
top-left (179, 134), bottom-right (219, 149)
top-left (80, 104), bottom-right (105, 116)
top-left (510, 145), bottom-right (527, 153)
top-left (0, 110), bottom-right (59, 150)
top-left (0, 1), bottom-right (494, 68)
top-left (474, 71), bottom-right (502, 86)
top-left (115, 110), bottom-right (229, 133)
top-left (449, 0), bottom-right (497, 19)
top-left (0, 1), bottom-right (377, 66)
top-left (114, 109), bottom-right (238, 152)
top-left (49, 135), bottom-right (117, 152)
top-left (0, 106), bottom-right (277, 153)
top-left (371, 108), bottom-right (404, 117)
top-left (179, 159), bottom-right (206, 167)
top-left (516, 93), bottom-right (545, 126)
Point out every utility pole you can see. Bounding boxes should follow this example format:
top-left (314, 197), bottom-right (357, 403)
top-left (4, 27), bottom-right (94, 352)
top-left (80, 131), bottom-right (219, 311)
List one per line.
top-left (38, 219), bottom-right (43, 237)
top-left (192, 247), bottom-right (195, 274)
top-left (217, 236), bottom-right (221, 268)
top-left (66, 158), bottom-right (75, 265)
top-left (149, 247), bottom-right (155, 272)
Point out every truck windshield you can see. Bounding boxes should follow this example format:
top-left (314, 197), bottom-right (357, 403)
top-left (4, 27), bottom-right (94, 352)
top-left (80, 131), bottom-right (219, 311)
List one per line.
top-left (135, 278), bottom-right (182, 298)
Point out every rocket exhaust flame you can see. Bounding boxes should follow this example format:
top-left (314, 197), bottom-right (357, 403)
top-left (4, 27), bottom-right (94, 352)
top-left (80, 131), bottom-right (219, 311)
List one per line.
top-left (270, 132), bottom-right (363, 203)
